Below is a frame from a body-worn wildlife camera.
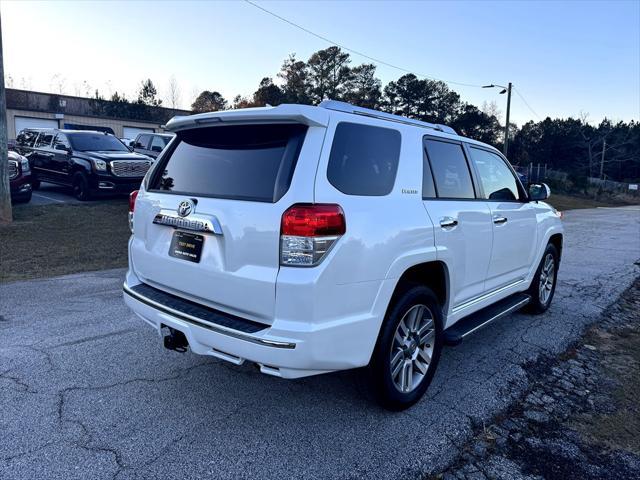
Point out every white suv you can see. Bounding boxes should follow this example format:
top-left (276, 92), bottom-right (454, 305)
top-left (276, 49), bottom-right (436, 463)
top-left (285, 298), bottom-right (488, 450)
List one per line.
top-left (124, 100), bottom-right (563, 410)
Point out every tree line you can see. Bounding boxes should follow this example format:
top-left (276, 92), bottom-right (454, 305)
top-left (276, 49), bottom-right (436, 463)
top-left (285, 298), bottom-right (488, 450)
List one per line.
top-left (191, 46), bottom-right (639, 184)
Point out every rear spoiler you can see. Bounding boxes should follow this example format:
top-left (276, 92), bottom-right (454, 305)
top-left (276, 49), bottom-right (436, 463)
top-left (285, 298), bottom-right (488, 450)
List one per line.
top-left (165, 104), bottom-right (329, 132)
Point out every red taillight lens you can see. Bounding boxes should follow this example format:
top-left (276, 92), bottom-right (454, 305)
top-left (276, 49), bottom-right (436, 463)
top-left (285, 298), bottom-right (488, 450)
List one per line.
top-left (281, 204), bottom-right (346, 237)
top-left (280, 204), bottom-right (345, 267)
top-left (129, 190), bottom-right (139, 212)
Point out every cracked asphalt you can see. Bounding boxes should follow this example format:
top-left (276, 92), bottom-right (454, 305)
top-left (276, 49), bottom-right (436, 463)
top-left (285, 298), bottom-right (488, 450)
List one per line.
top-left (1, 206), bottom-right (639, 480)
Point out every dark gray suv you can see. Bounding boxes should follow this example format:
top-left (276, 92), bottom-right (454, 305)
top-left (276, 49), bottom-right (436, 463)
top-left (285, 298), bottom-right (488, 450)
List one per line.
top-left (131, 133), bottom-right (174, 159)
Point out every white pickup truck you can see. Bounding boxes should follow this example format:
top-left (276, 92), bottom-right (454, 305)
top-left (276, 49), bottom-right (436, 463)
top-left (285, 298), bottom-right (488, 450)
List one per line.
top-left (124, 100), bottom-right (564, 410)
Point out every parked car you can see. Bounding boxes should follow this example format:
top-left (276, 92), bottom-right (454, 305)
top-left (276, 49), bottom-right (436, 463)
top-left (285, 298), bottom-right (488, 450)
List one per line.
top-left (8, 150), bottom-right (33, 203)
top-left (123, 100), bottom-right (563, 410)
top-left (131, 132), bottom-right (174, 159)
top-left (15, 128), bottom-right (153, 200)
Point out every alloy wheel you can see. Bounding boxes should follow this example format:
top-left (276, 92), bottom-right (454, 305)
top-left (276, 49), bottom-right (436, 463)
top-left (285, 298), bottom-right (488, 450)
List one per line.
top-left (539, 253), bottom-right (555, 305)
top-left (389, 304), bottom-right (435, 393)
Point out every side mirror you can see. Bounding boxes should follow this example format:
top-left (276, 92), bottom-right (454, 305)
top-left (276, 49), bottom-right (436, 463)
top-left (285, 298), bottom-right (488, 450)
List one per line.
top-left (129, 141), bottom-right (136, 148)
top-left (151, 145), bottom-right (162, 153)
top-left (529, 183), bottom-right (550, 201)
top-left (55, 144), bottom-right (70, 152)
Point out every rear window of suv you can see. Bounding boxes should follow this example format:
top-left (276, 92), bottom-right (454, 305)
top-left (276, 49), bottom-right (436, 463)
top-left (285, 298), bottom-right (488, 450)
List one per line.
top-left (327, 122), bottom-right (401, 196)
top-left (149, 124), bottom-right (308, 203)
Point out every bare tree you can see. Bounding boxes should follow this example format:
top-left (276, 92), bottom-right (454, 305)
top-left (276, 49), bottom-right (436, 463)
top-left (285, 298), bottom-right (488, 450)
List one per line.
top-left (50, 73), bottom-right (66, 94)
top-left (481, 100), bottom-right (502, 120)
top-left (20, 76), bottom-right (32, 90)
top-left (166, 75), bottom-right (181, 109)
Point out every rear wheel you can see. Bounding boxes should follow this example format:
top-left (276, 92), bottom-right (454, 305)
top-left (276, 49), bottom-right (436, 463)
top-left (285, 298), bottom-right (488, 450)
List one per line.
top-left (72, 172), bottom-right (92, 201)
top-left (368, 285), bottom-right (443, 410)
top-left (525, 243), bottom-right (559, 314)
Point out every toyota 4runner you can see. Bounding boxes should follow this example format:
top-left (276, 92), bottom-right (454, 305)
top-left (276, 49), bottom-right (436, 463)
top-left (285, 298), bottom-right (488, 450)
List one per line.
top-left (124, 100), bottom-right (563, 410)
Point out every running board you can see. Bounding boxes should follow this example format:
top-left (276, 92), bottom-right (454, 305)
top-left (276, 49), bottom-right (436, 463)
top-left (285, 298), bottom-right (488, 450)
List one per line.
top-left (443, 293), bottom-right (531, 346)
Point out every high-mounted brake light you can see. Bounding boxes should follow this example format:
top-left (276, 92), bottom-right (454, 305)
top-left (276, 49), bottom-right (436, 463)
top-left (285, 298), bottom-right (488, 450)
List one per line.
top-left (280, 204), bottom-right (345, 267)
top-left (128, 190), bottom-right (139, 232)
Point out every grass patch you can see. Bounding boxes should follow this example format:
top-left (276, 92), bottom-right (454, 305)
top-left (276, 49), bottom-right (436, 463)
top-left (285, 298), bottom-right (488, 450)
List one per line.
top-left (0, 199), bottom-right (130, 283)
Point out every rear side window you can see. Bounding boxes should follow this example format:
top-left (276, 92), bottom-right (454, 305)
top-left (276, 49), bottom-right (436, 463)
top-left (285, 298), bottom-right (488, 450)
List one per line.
top-left (17, 130), bottom-right (39, 147)
top-left (35, 132), bottom-right (54, 148)
top-left (150, 124), bottom-right (308, 203)
top-left (424, 139), bottom-right (475, 199)
top-left (327, 122), bottom-right (401, 196)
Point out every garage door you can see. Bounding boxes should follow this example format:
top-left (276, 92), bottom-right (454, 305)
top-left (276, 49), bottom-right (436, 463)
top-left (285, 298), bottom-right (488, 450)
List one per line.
top-left (14, 117), bottom-right (59, 136)
top-left (123, 127), bottom-right (155, 140)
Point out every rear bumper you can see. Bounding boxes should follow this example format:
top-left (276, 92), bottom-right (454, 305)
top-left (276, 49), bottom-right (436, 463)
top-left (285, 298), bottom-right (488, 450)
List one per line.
top-left (123, 270), bottom-right (383, 379)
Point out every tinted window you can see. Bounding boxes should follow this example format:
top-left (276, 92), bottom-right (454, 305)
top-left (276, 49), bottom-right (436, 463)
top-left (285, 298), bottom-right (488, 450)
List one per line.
top-left (35, 132), bottom-right (54, 148)
top-left (150, 135), bottom-right (167, 152)
top-left (53, 133), bottom-right (70, 149)
top-left (135, 134), bottom-right (151, 149)
top-left (422, 149), bottom-right (436, 198)
top-left (150, 124), bottom-right (308, 203)
top-left (68, 133), bottom-right (130, 152)
top-left (17, 130), bottom-right (39, 147)
top-left (469, 147), bottom-right (520, 201)
top-left (327, 123), bottom-right (401, 196)
top-left (424, 139), bottom-right (475, 199)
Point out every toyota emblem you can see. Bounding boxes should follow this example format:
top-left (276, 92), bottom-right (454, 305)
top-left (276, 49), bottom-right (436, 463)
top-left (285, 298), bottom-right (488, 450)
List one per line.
top-left (177, 200), bottom-right (194, 217)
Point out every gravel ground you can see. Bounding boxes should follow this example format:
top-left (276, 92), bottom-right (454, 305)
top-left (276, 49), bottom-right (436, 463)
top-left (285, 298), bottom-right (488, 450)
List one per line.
top-left (435, 278), bottom-right (640, 480)
top-left (0, 206), bottom-right (639, 479)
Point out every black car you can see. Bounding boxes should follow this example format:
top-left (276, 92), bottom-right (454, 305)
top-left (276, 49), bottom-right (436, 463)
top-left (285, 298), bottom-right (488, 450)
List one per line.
top-left (131, 133), bottom-right (174, 159)
top-left (15, 128), bottom-right (153, 200)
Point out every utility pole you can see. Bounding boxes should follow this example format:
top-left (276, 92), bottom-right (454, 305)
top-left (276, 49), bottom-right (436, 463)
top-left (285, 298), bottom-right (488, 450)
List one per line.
top-left (482, 82), bottom-right (513, 157)
top-left (599, 138), bottom-right (606, 180)
top-left (503, 82), bottom-right (512, 157)
top-left (0, 12), bottom-right (13, 224)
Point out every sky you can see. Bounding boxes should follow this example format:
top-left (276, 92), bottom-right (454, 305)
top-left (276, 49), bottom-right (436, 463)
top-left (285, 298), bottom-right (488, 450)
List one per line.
top-left (1, 0), bottom-right (639, 126)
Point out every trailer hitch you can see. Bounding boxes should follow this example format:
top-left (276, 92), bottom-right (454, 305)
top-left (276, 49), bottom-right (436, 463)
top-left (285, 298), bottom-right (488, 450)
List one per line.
top-left (161, 326), bottom-right (189, 353)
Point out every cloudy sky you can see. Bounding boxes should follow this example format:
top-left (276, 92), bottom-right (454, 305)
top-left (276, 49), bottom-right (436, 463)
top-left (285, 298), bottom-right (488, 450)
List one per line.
top-left (2, 0), bottom-right (638, 125)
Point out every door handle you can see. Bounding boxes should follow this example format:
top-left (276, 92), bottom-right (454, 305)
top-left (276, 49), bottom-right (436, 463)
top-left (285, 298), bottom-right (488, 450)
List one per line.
top-left (440, 217), bottom-right (458, 228)
top-left (493, 216), bottom-right (508, 224)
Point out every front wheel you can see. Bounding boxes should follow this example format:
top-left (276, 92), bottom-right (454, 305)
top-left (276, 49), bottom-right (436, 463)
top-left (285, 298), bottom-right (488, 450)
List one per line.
top-left (525, 243), bottom-right (559, 314)
top-left (368, 285), bottom-right (443, 411)
top-left (72, 172), bottom-right (92, 201)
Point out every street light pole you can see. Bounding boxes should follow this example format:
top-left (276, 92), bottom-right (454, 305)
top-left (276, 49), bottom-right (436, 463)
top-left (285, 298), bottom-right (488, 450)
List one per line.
top-left (483, 82), bottom-right (513, 157)
top-left (503, 82), bottom-right (512, 157)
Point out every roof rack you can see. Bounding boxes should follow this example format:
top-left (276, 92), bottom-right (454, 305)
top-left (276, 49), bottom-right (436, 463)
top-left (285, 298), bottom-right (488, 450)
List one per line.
top-left (318, 100), bottom-right (457, 135)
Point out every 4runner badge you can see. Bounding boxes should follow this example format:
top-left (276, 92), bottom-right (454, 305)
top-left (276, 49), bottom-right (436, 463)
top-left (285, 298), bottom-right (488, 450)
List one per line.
top-left (177, 200), bottom-right (194, 217)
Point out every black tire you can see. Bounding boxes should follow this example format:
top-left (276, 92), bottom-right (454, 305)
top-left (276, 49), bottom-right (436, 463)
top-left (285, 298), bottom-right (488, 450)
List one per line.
top-left (13, 191), bottom-right (32, 204)
top-left (72, 172), bottom-right (92, 201)
top-left (524, 243), bottom-right (559, 314)
top-left (368, 285), bottom-right (443, 411)
top-left (31, 180), bottom-right (41, 190)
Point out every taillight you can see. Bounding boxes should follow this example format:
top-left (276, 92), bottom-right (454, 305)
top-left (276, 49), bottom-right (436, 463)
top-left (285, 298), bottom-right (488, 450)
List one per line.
top-left (129, 190), bottom-right (139, 212)
top-left (128, 190), bottom-right (139, 232)
top-left (280, 204), bottom-right (345, 267)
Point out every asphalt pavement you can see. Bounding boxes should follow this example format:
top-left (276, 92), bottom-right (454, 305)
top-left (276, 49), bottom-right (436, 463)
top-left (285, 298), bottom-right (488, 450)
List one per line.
top-left (1, 206), bottom-right (639, 480)
top-left (29, 182), bottom-right (83, 206)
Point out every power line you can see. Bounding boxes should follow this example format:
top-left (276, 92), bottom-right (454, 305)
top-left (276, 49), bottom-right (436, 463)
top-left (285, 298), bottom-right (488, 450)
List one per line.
top-left (244, 0), bottom-right (485, 89)
top-left (514, 87), bottom-right (542, 120)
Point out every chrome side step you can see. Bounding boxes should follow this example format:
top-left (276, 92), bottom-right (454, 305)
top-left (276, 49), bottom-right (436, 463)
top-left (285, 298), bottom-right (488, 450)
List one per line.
top-left (443, 293), bottom-right (531, 346)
